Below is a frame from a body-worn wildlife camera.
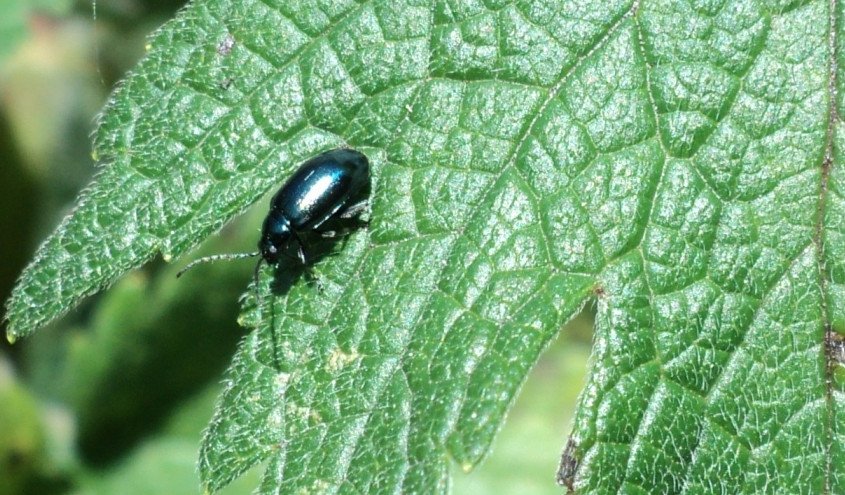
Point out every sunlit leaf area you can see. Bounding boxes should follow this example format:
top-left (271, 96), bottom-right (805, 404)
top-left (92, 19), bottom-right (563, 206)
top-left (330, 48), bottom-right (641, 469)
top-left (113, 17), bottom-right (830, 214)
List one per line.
top-left (2, 0), bottom-right (843, 494)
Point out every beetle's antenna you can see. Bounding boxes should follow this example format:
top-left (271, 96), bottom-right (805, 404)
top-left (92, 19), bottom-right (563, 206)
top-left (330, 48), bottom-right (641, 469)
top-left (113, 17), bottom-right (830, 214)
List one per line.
top-left (252, 257), bottom-right (266, 323)
top-left (252, 257), bottom-right (264, 290)
top-left (176, 252), bottom-right (259, 278)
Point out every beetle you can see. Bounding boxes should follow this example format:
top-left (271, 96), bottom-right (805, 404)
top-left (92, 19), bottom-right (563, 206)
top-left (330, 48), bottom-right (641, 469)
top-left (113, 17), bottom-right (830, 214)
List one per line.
top-left (177, 148), bottom-right (370, 280)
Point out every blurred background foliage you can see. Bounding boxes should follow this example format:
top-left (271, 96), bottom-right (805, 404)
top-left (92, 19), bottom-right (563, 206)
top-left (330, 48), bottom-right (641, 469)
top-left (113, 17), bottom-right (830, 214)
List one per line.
top-left (0, 1), bottom-right (593, 493)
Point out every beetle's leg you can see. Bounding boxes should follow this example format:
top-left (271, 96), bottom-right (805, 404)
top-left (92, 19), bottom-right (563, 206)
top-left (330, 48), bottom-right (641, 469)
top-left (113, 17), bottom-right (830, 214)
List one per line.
top-left (290, 231), bottom-right (309, 265)
top-left (278, 250), bottom-right (301, 264)
top-left (338, 200), bottom-right (369, 221)
top-left (316, 226), bottom-right (364, 239)
top-left (288, 233), bottom-right (326, 291)
top-left (292, 241), bottom-right (307, 265)
top-left (316, 201), bottom-right (369, 239)
top-left (297, 244), bottom-right (307, 264)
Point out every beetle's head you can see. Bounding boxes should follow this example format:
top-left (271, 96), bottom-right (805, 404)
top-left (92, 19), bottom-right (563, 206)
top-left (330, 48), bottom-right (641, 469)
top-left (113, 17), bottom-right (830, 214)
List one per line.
top-left (259, 215), bottom-right (291, 264)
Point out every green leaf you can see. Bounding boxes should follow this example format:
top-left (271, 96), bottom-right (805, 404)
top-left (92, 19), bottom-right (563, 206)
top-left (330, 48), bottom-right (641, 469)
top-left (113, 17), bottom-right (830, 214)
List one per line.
top-left (450, 319), bottom-right (592, 495)
top-left (5, 0), bottom-right (845, 493)
top-left (57, 210), bottom-right (259, 462)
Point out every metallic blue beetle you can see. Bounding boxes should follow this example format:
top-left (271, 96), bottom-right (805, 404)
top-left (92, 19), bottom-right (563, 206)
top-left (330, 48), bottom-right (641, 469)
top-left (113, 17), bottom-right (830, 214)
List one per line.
top-left (178, 148), bottom-right (370, 278)
top-left (259, 148), bottom-right (369, 264)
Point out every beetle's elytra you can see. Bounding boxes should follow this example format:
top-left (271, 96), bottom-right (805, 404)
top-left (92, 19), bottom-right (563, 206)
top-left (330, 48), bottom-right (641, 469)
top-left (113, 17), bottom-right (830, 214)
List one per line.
top-left (177, 148), bottom-right (370, 278)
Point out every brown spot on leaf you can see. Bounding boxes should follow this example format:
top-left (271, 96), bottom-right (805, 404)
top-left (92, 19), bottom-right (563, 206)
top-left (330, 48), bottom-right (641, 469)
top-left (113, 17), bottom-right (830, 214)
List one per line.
top-left (217, 34), bottom-right (235, 56)
top-left (556, 437), bottom-right (578, 491)
top-left (219, 77), bottom-right (234, 90)
top-left (825, 326), bottom-right (845, 366)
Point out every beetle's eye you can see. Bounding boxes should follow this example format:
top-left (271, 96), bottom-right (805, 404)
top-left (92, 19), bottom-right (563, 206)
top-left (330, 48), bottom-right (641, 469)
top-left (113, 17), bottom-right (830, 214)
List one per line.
top-left (268, 245), bottom-right (277, 254)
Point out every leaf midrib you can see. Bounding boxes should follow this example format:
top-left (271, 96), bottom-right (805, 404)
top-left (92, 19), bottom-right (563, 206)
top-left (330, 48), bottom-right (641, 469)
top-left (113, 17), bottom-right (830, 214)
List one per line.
top-left (819, 0), bottom-right (838, 492)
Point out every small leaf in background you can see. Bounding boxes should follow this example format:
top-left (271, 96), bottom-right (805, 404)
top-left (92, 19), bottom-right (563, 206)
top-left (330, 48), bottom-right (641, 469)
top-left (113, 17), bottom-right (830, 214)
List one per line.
top-left (0, 0), bottom-right (72, 70)
top-left (0, 359), bottom-right (46, 495)
top-left (4, 0), bottom-right (845, 494)
top-left (69, 385), bottom-right (262, 495)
